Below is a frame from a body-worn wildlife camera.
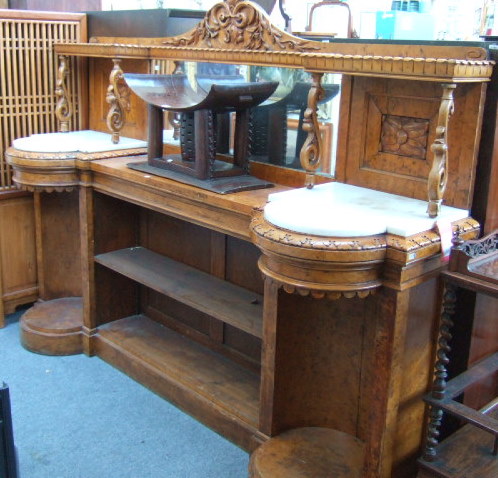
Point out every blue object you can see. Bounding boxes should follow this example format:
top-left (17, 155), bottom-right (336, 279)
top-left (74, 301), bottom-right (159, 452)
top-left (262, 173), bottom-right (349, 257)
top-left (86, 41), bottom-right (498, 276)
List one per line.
top-left (376, 11), bottom-right (435, 40)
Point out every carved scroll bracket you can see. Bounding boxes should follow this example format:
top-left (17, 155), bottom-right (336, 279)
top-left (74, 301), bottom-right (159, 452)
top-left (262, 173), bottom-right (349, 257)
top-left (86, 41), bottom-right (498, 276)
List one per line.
top-left (106, 58), bottom-right (131, 144)
top-left (300, 72), bottom-right (324, 189)
top-left (427, 83), bottom-right (456, 218)
top-left (55, 55), bottom-right (73, 133)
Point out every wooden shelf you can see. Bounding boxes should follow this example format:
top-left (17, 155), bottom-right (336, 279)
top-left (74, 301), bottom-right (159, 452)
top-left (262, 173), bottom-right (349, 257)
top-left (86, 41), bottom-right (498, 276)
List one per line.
top-left (95, 315), bottom-right (263, 450)
top-left (94, 246), bottom-right (263, 338)
top-left (418, 408), bottom-right (498, 478)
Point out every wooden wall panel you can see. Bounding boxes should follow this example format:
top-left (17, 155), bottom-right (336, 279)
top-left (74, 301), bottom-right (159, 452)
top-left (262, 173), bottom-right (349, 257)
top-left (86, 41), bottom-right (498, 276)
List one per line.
top-left (340, 77), bottom-right (485, 210)
top-left (88, 57), bottom-right (148, 140)
top-left (0, 193), bottom-right (38, 325)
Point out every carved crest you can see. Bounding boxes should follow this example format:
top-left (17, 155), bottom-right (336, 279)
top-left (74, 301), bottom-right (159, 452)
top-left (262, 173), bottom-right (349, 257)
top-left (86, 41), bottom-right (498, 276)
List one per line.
top-left (162, 0), bottom-right (316, 52)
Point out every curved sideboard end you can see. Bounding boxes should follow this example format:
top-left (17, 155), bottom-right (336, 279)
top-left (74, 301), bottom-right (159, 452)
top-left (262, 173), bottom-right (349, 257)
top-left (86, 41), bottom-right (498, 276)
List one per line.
top-left (251, 210), bottom-right (385, 298)
top-left (5, 130), bottom-right (147, 192)
top-left (250, 182), bottom-right (481, 297)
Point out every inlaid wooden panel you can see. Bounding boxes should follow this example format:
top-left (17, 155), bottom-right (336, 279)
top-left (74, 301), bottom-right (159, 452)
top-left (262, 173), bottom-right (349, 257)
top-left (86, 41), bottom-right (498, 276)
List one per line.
top-left (339, 77), bottom-right (485, 210)
top-left (393, 278), bottom-right (441, 477)
top-left (263, 291), bottom-right (370, 436)
top-left (36, 191), bottom-right (81, 299)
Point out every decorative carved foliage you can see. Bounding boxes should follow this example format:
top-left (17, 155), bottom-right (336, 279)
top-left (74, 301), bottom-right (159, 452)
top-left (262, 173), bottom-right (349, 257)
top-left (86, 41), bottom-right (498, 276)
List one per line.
top-left (106, 59), bottom-right (131, 144)
top-left (251, 214), bottom-right (386, 252)
top-left (300, 72), bottom-right (324, 189)
top-left (15, 183), bottom-right (76, 193)
top-left (459, 231), bottom-right (498, 258)
top-left (264, 276), bottom-right (377, 300)
top-left (427, 83), bottom-right (456, 218)
top-left (55, 55), bottom-right (72, 133)
top-left (380, 114), bottom-right (429, 160)
top-left (162, 0), bottom-right (315, 52)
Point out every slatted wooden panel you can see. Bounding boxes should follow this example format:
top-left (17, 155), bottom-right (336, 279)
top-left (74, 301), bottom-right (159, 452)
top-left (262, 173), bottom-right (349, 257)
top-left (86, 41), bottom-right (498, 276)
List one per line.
top-left (0, 11), bottom-right (87, 190)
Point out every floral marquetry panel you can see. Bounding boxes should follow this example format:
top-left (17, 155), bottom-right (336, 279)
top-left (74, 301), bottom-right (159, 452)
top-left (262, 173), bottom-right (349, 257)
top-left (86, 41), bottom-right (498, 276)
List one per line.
top-left (339, 77), bottom-right (486, 210)
top-left (380, 115), bottom-right (429, 160)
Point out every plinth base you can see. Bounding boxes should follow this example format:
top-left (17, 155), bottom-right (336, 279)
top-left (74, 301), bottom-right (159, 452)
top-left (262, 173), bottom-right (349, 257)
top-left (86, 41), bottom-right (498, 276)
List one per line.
top-left (20, 297), bottom-right (83, 355)
top-left (249, 427), bottom-right (365, 478)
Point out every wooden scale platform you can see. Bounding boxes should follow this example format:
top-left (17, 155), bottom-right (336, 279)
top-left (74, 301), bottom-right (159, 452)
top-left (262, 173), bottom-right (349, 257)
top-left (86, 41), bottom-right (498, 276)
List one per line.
top-left (5, 1), bottom-right (495, 476)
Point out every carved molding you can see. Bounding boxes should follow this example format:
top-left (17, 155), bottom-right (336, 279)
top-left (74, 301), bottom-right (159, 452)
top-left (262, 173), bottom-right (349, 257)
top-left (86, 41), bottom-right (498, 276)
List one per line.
top-left (427, 83), bottom-right (456, 218)
top-left (55, 42), bottom-right (495, 83)
top-left (6, 146), bottom-right (148, 194)
top-left (264, 275), bottom-right (377, 300)
top-left (106, 59), bottom-right (131, 144)
top-left (55, 55), bottom-right (72, 133)
top-left (5, 147), bottom-right (146, 162)
top-left (14, 183), bottom-right (76, 193)
top-left (386, 218), bottom-right (479, 254)
top-left (380, 115), bottom-right (429, 160)
top-left (162, 0), bottom-right (316, 52)
top-left (300, 72), bottom-right (324, 189)
top-left (251, 211), bottom-right (479, 261)
top-left (456, 230), bottom-right (498, 258)
top-left (251, 212), bottom-right (386, 252)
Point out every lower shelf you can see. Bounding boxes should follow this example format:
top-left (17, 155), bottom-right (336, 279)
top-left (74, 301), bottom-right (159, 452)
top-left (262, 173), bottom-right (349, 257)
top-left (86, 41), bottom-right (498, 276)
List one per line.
top-left (418, 407), bottom-right (498, 477)
top-left (94, 314), bottom-right (265, 451)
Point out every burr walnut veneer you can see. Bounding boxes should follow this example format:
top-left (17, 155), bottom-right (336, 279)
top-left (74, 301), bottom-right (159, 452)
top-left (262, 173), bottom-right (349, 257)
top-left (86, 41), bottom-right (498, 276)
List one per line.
top-left (6, 2), bottom-right (496, 477)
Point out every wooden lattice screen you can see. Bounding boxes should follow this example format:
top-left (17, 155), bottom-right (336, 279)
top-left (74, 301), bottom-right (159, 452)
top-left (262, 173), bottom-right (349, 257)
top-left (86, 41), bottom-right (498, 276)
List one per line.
top-left (0, 11), bottom-right (87, 190)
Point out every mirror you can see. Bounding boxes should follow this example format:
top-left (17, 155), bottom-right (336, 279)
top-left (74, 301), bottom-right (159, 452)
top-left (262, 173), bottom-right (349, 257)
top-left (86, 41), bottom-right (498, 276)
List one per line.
top-left (160, 62), bottom-right (341, 178)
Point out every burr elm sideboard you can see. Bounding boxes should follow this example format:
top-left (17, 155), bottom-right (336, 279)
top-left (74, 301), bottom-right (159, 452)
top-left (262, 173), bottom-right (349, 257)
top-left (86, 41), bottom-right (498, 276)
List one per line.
top-left (6, 2), bottom-right (496, 476)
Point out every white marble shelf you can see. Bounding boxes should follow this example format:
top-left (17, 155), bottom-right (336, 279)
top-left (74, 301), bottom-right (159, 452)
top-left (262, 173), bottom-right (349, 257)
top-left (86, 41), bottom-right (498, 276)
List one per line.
top-left (264, 182), bottom-right (469, 238)
top-left (13, 130), bottom-right (147, 153)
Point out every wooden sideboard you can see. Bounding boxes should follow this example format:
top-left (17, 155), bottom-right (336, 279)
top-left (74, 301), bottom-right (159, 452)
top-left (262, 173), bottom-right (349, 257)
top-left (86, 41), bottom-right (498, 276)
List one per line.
top-left (6, 2), bottom-right (497, 477)
top-left (7, 146), bottom-right (481, 478)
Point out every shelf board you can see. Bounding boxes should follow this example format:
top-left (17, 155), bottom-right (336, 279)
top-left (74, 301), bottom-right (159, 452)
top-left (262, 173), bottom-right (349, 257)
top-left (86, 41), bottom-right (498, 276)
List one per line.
top-left (418, 407), bottom-right (498, 477)
top-left (95, 315), bottom-right (262, 449)
top-left (94, 246), bottom-right (263, 338)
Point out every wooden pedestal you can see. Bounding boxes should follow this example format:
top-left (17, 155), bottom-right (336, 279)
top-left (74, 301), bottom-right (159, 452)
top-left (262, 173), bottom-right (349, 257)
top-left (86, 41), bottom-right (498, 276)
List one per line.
top-left (249, 427), bottom-right (364, 478)
top-left (20, 297), bottom-right (83, 355)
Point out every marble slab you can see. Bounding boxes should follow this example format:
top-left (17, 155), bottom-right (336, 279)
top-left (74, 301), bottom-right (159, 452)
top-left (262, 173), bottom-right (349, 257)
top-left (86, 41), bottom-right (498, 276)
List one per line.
top-left (13, 130), bottom-right (147, 153)
top-left (264, 182), bottom-right (469, 238)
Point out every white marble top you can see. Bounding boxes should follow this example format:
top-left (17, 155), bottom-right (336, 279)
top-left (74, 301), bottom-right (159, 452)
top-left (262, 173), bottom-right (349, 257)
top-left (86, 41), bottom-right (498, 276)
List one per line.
top-left (264, 182), bottom-right (469, 238)
top-left (13, 130), bottom-right (147, 153)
